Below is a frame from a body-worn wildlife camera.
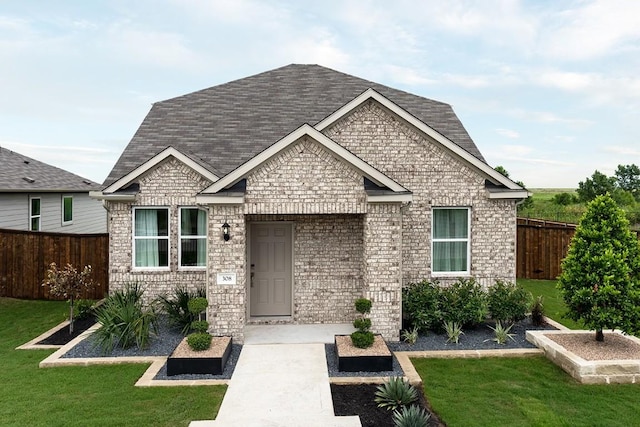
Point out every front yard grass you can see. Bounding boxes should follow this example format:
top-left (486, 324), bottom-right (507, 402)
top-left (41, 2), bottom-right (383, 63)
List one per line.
top-left (415, 356), bottom-right (640, 427)
top-left (517, 278), bottom-right (583, 329)
top-left (0, 298), bottom-right (225, 427)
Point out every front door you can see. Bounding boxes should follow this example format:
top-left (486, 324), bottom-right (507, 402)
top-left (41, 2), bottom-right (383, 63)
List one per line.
top-left (249, 223), bottom-right (292, 316)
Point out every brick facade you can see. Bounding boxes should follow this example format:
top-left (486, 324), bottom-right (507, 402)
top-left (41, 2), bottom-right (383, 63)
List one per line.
top-left (106, 100), bottom-right (517, 342)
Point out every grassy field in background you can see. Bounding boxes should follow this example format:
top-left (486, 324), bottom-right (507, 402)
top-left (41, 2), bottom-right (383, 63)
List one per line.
top-left (519, 188), bottom-right (585, 224)
top-left (0, 298), bottom-right (225, 427)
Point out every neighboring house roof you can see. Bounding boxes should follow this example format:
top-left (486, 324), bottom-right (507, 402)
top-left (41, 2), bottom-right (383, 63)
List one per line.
top-left (104, 64), bottom-right (485, 187)
top-left (0, 147), bottom-right (99, 192)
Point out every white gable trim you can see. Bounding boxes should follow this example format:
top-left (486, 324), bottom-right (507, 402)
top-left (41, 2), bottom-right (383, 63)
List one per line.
top-left (202, 124), bottom-right (409, 194)
top-left (102, 147), bottom-right (219, 194)
top-left (315, 88), bottom-right (525, 193)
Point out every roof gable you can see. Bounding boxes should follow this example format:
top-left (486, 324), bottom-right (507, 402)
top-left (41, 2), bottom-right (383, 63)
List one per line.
top-left (103, 64), bottom-right (484, 187)
top-left (0, 147), bottom-right (98, 192)
top-left (102, 146), bottom-right (219, 194)
top-left (201, 124), bottom-right (410, 196)
top-left (317, 88), bottom-right (525, 192)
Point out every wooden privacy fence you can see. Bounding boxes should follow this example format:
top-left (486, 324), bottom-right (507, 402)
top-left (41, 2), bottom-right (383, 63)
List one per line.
top-left (517, 218), bottom-right (576, 280)
top-left (0, 228), bottom-right (108, 300)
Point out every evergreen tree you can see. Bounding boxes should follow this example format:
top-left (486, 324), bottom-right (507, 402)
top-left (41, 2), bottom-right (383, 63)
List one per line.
top-left (558, 194), bottom-right (640, 341)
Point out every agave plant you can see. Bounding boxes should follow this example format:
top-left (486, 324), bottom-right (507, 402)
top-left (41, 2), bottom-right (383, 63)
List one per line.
top-left (401, 327), bottom-right (419, 345)
top-left (374, 377), bottom-right (418, 411)
top-left (393, 404), bottom-right (431, 427)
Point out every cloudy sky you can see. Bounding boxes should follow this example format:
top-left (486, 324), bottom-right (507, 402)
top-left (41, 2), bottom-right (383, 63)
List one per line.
top-left (1, 0), bottom-right (639, 188)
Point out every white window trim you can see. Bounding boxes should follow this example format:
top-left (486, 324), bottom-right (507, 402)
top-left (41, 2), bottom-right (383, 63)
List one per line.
top-left (431, 207), bottom-right (471, 277)
top-left (29, 196), bottom-right (41, 231)
top-left (62, 195), bottom-right (73, 226)
top-left (178, 207), bottom-right (207, 271)
top-left (132, 207), bottom-right (170, 271)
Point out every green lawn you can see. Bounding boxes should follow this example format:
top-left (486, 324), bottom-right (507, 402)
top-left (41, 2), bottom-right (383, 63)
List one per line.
top-left (0, 298), bottom-right (225, 427)
top-left (517, 278), bottom-right (583, 329)
top-left (415, 356), bottom-right (640, 427)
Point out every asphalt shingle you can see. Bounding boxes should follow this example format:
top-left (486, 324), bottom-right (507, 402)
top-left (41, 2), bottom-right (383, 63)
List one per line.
top-left (104, 64), bottom-right (484, 187)
top-left (0, 147), bottom-right (99, 192)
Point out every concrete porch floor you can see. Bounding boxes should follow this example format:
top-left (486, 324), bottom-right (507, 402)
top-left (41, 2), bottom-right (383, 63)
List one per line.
top-left (243, 323), bottom-right (355, 345)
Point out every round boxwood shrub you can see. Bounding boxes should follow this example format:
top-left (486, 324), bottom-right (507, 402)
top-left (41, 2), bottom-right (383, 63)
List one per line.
top-left (187, 297), bottom-right (208, 316)
top-left (353, 317), bottom-right (372, 331)
top-left (190, 320), bottom-right (209, 334)
top-left (354, 298), bottom-right (372, 315)
top-left (187, 332), bottom-right (212, 351)
top-left (350, 330), bottom-right (375, 348)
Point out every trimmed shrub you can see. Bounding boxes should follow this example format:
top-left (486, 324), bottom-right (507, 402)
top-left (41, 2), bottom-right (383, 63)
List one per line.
top-left (402, 280), bottom-right (443, 332)
top-left (190, 320), bottom-right (209, 334)
top-left (487, 280), bottom-right (532, 323)
top-left (355, 298), bottom-right (372, 314)
top-left (187, 332), bottom-right (212, 351)
top-left (353, 318), bottom-right (372, 331)
top-left (350, 330), bottom-right (375, 348)
top-left (440, 278), bottom-right (487, 328)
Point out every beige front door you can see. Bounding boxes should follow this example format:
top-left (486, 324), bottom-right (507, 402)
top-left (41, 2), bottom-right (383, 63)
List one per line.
top-left (249, 223), bottom-right (292, 316)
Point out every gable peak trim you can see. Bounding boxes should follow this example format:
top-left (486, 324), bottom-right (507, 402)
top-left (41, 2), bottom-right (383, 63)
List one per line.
top-left (201, 124), bottom-right (409, 195)
top-left (102, 146), bottom-right (219, 194)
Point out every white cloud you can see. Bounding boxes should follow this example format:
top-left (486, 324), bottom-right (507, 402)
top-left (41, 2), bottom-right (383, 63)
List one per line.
top-left (496, 128), bottom-right (520, 139)
top-left (540, 0), bottom-right (640, 61)
top-left (603, 145), bottom-right (640, 157)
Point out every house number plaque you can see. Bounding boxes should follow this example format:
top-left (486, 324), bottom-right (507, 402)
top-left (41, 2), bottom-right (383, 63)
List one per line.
top-left (216, 272), bottom-right (237, 285)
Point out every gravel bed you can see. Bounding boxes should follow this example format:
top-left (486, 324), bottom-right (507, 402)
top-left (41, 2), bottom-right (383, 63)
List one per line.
top-left (388, 319), bottom-right (556, 352)
top-left (61, 316), bottom-right (243, 380)
top-left (62, 317), bottom-right (184, 358)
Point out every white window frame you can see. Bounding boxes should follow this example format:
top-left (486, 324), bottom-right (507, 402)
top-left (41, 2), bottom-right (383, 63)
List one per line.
top-left (132, 207), bottom-right (170, 271)
top-left (62, 195), bottom-right (73, 226)
top-left (29, 196), bottom-right (41, 231)
top-left (431, 207), bottom-right (471, 276)
top-left (178, 207), bottom-right (207, 270)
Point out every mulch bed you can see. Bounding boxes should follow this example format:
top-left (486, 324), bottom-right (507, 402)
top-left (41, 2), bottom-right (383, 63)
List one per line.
top-left (331, 383), bottom-right (444, 427)
top-left (37, 316), bottom-right (97, 345)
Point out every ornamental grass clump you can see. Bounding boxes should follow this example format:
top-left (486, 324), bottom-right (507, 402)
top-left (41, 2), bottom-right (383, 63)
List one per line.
top-left (530, 295), bottom-right (545, 326)
top-left (94, 283), bottom-right (158, 354)
top-left (351, 298), bottom-right (374, 349)
top-left (42, 262), bottom-right (96, 334)
top-left (186, 297), bottom-right (212, 351)
top-left (156, 286), bottom-right (206, 334)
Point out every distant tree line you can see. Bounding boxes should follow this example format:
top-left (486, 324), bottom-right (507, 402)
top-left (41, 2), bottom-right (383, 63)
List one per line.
top-left (495, 164), bottom-right (640, 227)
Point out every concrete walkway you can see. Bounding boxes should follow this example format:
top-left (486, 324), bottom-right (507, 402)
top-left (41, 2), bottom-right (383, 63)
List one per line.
top-left (190, 324), bottom-right (360, 427)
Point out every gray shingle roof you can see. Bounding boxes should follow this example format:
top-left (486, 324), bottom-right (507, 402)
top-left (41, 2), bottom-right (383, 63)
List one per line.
top-left (104, 64), bottom-right (485, 187)
top-left (0, 147), bottom-right (99, 192)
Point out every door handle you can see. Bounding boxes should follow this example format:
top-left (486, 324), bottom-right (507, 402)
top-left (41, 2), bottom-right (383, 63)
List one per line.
top-left (251, 272), bottom-right (255, 287)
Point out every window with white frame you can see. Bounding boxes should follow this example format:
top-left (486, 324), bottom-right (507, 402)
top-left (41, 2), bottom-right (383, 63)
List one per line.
top-left (179, 208), bottom-right (207, 268)
top-left (432, 207), bottom-right (470, 274)
top-left (133, 208), bottom-right (169, 268)
top-left (62, 196), bottom-right (73, 225)
top-left (30, 197), bottom-right (41, 231)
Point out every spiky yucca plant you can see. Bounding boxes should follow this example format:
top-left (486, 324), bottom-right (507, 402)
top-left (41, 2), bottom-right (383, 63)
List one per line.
top-left (489, 321), bottom-right (515, 344)
top-left (444, 321), bottom-right (464, 344)
top-left (374, 377), bottom-right (418, 411)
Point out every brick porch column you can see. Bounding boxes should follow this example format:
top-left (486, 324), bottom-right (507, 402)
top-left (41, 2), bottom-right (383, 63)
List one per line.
top-left (363, 203), bottom-right (402, 341)
top-left (207, 205), bottom-right (247, 342)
